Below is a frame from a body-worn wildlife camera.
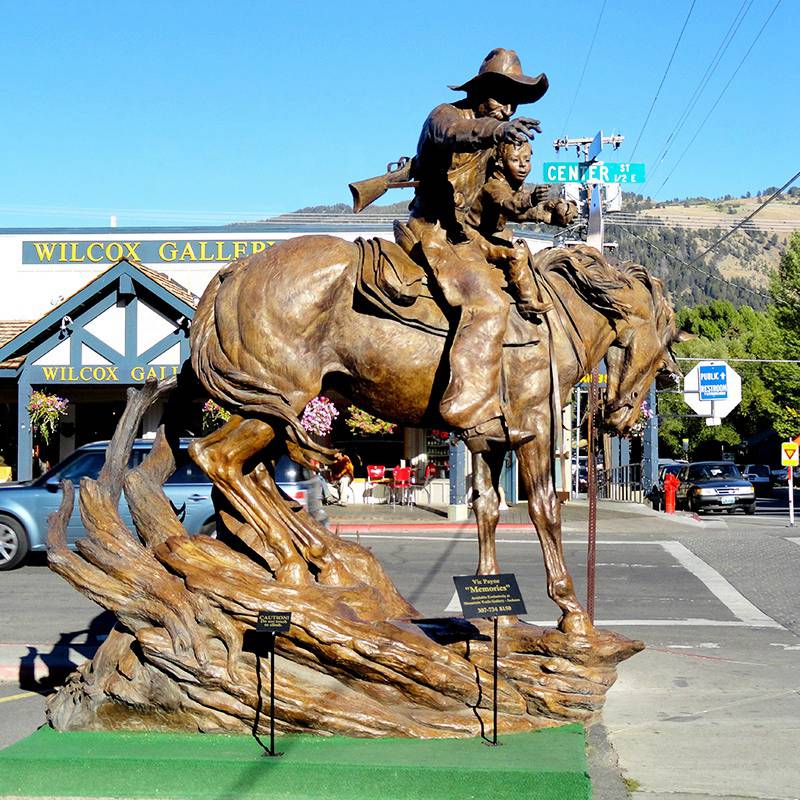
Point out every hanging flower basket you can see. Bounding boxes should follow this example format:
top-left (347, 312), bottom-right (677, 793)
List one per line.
top-left (301, 396), bottom-right (339, 437)
top-left (202, 400), bottom-right (231, 433)
top-left (346, 406), bottom-right (396, 437)
top-left (28, 390), bottom-right (69, 445)
top-left (628, 399), bottom-right (654, 437)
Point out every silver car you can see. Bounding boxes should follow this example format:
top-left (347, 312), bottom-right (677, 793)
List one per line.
top-left (0, 441), bottom-right (327, 570)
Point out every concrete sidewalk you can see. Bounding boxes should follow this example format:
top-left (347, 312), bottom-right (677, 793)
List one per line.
top-left (324, 497), bottom-right (709, 531)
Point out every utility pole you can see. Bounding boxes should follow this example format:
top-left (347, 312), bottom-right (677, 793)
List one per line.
top-left (554, 130), bottom-right (624, 623)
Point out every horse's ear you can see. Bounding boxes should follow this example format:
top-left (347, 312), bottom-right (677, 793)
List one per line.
top-left (673, 329), bottom-right (697, 343)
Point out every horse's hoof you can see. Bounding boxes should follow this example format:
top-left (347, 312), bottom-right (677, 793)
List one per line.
top-left (558, 611), bottom-right (594, 637)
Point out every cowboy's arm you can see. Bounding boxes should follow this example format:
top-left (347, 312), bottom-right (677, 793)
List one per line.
top-left (426, 105), bottom-right (541, 152)
top-left (518, 198), bottom-right (579, 226)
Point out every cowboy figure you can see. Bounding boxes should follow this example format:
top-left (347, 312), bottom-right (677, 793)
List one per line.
top-left (404, 48), bottom-right (551, 451)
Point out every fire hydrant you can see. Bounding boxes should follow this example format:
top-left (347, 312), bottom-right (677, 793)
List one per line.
top-left (664, 472), bottom-right (680, 514)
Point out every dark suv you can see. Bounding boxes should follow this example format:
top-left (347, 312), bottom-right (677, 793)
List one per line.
top-left (0, 439), bottom-right (326, 570)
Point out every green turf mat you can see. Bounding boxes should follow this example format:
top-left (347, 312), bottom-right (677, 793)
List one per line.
top-left (0, 724), bottom-right (590, 800)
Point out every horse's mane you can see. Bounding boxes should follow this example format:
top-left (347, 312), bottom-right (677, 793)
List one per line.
top-left (536, 245), bottom-right (676, 340)
top-left (535, 243), bottom-right (632, 317)
top-left (615, 259), bottom-right (676, 342)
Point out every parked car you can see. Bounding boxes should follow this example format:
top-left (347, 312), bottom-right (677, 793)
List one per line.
top-left (674, 461), bottom-right (755, 515)
top-left (0, 440), bottom-right (327, 570)
top-left (771, 466), bottom-right (789, 486)
top-left (741, 463), bottom-right (773, 496)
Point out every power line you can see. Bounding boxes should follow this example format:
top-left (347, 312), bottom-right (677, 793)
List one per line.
top-left (618, 223), bottom-right (771, 301)
top-left (654, 0), bottom-right (783, 198)
top-left (683, 168), bottom-right (800, 266)
top-left (614, 167), bottom-right (800, 302)
top-left (629, 0), bottom-right (696, 161)
top-left (560, 0), bottom-right (608, 135)
top-left (676, 357), bottom-right (800, 364)
top-left (644, 0), bottom-right (754, 187)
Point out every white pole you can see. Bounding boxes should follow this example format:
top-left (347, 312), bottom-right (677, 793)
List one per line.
top-left (790, 465), bottom-right (795, 528)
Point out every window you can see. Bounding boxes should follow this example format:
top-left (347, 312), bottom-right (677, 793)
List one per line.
top-left (166, 449), bottom-right (211, 484)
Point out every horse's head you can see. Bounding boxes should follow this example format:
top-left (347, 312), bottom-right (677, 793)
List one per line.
top-left (603, 263), bottom-right (690, 436)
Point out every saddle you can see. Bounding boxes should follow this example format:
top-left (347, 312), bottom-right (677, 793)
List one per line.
top-left (355, 222), bottom-right (541, 346)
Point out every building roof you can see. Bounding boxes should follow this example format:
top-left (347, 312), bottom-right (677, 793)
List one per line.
top-left (0, 259), bottom-right (197, 374)
top-left (0, 321), bottom-right (33, 348)
top-left (134, 262), bottom-right (198, 308)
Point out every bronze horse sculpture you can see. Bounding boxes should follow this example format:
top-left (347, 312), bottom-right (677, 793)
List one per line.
top-left (44, 234), bottom-right (685, 736)
top-left (188, 235), bottom-right (683, 636)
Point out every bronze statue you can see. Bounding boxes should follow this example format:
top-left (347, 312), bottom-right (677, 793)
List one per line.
top-left (405, 48), bottom-right (553, 449)
top-left (45, 49), bottom-right (686, 738)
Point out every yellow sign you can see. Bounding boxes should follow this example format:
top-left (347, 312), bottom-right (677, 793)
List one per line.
top-left (781, 442), bottom-right (799, 467)
top-left (36, 365), bottom-right (180, 383)
top-left (23, 239), bottom-right (276, 265)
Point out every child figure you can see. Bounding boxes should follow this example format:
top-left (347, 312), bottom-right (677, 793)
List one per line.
top-left (466, 139), bottom-right (577, 318)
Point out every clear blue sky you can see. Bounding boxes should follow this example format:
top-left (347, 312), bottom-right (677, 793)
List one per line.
top-left (0, 0), bottom-right (795, 227)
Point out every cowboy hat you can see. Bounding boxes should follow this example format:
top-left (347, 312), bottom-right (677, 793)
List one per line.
top-left (449, 48), bottom-right (548, 104)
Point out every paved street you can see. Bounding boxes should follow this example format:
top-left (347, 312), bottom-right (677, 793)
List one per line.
top-left (1, 499), bottom-right (799, 799)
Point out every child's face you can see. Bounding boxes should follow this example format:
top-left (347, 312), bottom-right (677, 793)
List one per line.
top-left (502, 144), bottom-right (531, 182)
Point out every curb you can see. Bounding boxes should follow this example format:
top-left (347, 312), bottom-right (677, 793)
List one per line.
top-left (329, 522), bottom-right (535, 533)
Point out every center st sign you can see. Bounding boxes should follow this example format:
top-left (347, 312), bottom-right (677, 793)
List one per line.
top-left (542, 162), bottom-right (646, 184)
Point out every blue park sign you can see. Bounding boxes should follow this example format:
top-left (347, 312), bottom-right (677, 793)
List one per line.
top-left (542, 162), bottom-right (646, 184)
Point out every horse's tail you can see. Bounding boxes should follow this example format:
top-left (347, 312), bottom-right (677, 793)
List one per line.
top-left (189, 270), bottom-right (338, 468)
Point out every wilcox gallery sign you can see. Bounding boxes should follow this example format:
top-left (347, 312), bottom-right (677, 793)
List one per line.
top-left (22, 239), bottom-right (277, 265)
top-left (30, 364), bottom-right (181, 384)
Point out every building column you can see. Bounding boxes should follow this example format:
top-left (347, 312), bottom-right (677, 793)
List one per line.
top-left (642, 381), bottom-right (658, 493)
top-left (448, 439), bottom-right (468, 520)
top-left (17, 378), bottom-right (32, 481)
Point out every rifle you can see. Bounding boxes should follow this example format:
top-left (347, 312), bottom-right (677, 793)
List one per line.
top-left (348, 157), bottom-right (417, 213)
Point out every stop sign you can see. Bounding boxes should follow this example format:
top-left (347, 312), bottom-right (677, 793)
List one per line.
top-left (683, 360), bottom-right (741, 421)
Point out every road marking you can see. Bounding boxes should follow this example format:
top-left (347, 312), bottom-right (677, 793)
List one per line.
top-left (787, 537), bottom-right (800, 547)
top-left (524, 619), bottom-right (779, 628)
top-left (344, 533), bottom-right (783, 629)
top-left (659, 541), bottom-right (781, 628)
top-left (0, 692), bottom-right (35, 704)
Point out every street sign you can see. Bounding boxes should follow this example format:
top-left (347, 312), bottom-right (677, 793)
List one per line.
top-left (542, 162), bottom-right (646, 184)
top-left (683, 361), bottom-right (741, 424)
top-left (781, 442), bottom-right (799, 467)
top-left (698, 364), bottom-right (728, 400)
top-left (587, 130), bottom-right (604, 162)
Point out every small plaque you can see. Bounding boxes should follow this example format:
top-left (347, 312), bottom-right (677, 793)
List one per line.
top-left (256, 611), bottom-right (292, 633)
top-left (453, 574), bottom-right (527, 619)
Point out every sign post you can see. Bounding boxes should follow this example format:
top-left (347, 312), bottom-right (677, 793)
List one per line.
top-left (781, 442), bottom-right (799, 527)
top-left (252, 611), bottom-right (292, 757)
top-left (453, 574), bottom-right (527, 746)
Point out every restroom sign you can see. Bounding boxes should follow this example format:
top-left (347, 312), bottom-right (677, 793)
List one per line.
top-left (698, 364), bottom-right (728, 400)
top-left (683, 361), bottom-right (741, 420)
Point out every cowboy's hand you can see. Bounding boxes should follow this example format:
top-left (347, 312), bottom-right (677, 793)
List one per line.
top-left (496, 117), bottom-right (542, 144)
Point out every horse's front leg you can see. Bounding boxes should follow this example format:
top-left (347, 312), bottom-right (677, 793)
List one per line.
top-left (471, 448), bottom-right (505, 575)
top-left (517, 434), bottom-right (593, 636)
